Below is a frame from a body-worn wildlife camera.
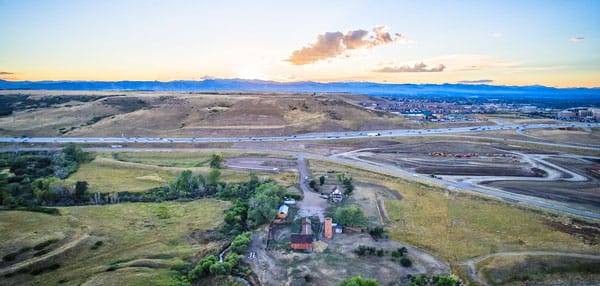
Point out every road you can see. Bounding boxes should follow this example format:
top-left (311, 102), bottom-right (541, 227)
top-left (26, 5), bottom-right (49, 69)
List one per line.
top-left (331, 149), bottom-right (600, 220)
top-left (1, 122), bottom-right (598, 219)
top-left (296, 153), bottom-right (327, 221)
top-left (1, 122), bottom-right (599, 147)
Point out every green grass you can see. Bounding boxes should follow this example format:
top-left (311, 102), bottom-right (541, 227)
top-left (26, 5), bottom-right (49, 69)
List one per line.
top-left (0, 199), bottom-right (229, 285)
top-left (68, 157), bottom-right (178, 193)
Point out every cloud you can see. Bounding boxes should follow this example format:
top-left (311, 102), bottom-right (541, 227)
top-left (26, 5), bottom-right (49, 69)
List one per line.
top-left (373, 62), bottom-right (445, 73)
top-left (491, 32), bottom-right (503, 38)
top-left (287, 26), bottom-right (407, 65)
top-left (0, 72), bottom-right (14, 75)
top-left (569, 36), bottom-right (584, 42)
top-left (458, 79), bottom-right (494, 84)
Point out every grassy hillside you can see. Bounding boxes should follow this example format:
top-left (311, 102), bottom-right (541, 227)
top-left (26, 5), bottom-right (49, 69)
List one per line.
top-left (0, 91), bottom-right (414, 137)
top-left (0, 199), bottom-right (229, 285)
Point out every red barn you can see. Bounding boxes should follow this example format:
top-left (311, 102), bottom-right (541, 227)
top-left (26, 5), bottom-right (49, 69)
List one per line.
top-left (291, 218), bottom-right (313, 251)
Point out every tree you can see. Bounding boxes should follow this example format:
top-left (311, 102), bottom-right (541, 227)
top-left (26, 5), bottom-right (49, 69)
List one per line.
top-left (208, 168), bottom-right (221, 186)
top-left (188, 255), bottom-right (218, 280)
top-left (308, 179), bottom-right (317, 191)
top-left (62, 143), bottom-right (87, 163)
top-left (230, 232), bottom-right (251, 254)
top-left (339, 276), bottom-right (379, 286)
top-left (337, 174), bottom-right (354, 195)
top-left (334, 205), bottom-right (367, 227)
top-left (319, 175), bottom-right (325, 185)
top-left (247, 183), bottom-right (285, 227)
top-left (74, 181), bottom-right (88, 201)
top-left (209, 153), bottom-right (224, 169)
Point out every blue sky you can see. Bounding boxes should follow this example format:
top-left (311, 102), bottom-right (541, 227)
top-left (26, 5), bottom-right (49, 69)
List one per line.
top-left (1, 0), bottom-right (598, 86)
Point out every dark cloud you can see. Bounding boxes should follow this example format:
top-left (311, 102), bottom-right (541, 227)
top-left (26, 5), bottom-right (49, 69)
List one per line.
top-left (0, 72), bottom-right (14, 75)
top-left (457, 79), bottom-right (494, 84)
top-left (373, 62), bottom-right (445, 73)
top-left (287, 26), bottom-right (405, 65)
top-left (569, 36), bottom-right (584, 42)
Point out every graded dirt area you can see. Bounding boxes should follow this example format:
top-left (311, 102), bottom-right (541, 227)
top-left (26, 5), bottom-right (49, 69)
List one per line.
top-left (246, 230), bottom-right (449, 286)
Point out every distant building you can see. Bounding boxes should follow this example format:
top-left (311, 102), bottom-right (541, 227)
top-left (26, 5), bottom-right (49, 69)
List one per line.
top-left (291, 218), bottom-right (313, 251)
top-left (557, 110), bottom-right (576, 120)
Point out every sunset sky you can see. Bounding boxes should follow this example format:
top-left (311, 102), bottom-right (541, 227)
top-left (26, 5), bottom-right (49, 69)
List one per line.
top-left (1, 0), bottom-right (599, 87)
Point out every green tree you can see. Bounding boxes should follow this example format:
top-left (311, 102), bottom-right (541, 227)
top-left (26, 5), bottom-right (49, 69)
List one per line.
top-left (247, 183), bottom-right (285, 227)
top-left (209, 153), bottom-right (224, 169)
top-left (62, 143), bottom-right (87, 163)
top-left (319, 175), bottom-right (325, 185)
top-left (208, 168), bottom-right (221, 186)
top-left (334, 205), bottom-right (367, 227)
top-left (339, 276), bottom-right (379, 286)
top-left (309, 179), bottom-right (317, 190)
top-left (74, 181), bottom-right (88, 201)
top-left (188, 255), bottom-right (217, 280)
top-left (230, 232), bottom-right (252, 254)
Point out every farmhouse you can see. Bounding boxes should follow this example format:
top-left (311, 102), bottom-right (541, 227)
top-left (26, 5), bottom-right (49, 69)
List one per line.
top-left (330, 186), bottom-right (343, 202)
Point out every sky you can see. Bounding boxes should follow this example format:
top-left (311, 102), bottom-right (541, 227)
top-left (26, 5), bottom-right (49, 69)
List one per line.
top-left (1, 0), bottom-right (599, 87)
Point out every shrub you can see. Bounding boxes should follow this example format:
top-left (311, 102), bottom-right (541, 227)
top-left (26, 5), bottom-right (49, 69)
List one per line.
top-left (33, 238), bottom-right (60, 251)
top-left (2, 252), bottom-right (18, 262)
top-left (400, 257), bottom-right (412, 267)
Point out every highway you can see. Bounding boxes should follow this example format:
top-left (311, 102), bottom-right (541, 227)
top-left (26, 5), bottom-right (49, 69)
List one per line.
top-left (1, 122), bottom-right (598, 219)
top-left (1, 122), bottom-right (599, 146)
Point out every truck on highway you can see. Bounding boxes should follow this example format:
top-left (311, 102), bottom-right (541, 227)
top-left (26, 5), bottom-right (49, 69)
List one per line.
top-left (367, 132), bottom-right (381, 137)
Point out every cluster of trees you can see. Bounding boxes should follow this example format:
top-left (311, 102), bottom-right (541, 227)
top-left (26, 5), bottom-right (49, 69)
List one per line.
top-left (333, 205), bottom-right (367, 228)
top-left (355, 245), bottom-right (412, 267)
top-left (337, 174), bottom-right (354, 195)
top-left (0, 144), bottom-right (91, 207)
top-left (409, 274), bottom-right (461, 286)
top-left (188, 232), bottom-right (252, 281)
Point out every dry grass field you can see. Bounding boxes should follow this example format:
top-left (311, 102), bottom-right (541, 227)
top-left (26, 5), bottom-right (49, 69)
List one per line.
top-left (0, 90), bottom-right (415, 137)
top-left (0, 199), bottom-right (229, 285)
top-left (307, 159), bottom-right (600, 261)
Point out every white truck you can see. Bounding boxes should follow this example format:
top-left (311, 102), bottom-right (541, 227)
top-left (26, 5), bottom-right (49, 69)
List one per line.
top-left (367, 132), bottom-right (381, 137)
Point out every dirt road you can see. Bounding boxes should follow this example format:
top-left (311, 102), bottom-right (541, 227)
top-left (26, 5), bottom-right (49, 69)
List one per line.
top-left (296, 153), bottom-right (327, 221)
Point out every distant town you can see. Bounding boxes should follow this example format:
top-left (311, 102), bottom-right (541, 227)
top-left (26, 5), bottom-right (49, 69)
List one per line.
top-left (360, 97), bottom-right (600, 123)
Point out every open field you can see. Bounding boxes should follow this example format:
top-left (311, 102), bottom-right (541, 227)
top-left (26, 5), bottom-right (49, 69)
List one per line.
top-left (523, 127), bottom-right (600, 146)
top-left (477, 254), bottom-right (600, 285)
top-left (0, 199), bottom-right (229, 285)
top-left (307, 159), bottom-right (600, 263)
top-left (68, 151), bottom-right (298, 193)
top-left (0, 90), bottom-right (421, 138)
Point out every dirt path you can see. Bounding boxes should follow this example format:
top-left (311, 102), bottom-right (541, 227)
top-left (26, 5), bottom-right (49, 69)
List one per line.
top-left (455, 251), bottom-right (600, 286)
top-left (296, 153), bottom-right (327, 221)
top-left (0, 227), bottom-right (90, 276)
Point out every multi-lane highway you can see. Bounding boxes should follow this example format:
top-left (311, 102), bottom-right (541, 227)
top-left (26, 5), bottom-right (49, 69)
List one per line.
top-left (1, 122), bottom-right (599, 146)
top-left (1, 122), bottom-right (598, 219)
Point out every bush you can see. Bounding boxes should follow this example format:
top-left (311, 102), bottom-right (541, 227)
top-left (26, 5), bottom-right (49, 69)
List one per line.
top-left (33, 238), bottom-right (60, 251)
top-left (339, 276), bottom-right (379, 286)
top-left (368, 226), bottom-right (386, 240)
top-left (91, 241), bottom-right (103, 250)
top-left (2, 252), bottom-right (18, 262)
top-left (400, 257), bottom-right (412, 267)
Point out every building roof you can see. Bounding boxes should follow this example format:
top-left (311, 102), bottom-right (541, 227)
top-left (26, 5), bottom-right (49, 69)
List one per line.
top-left (278, 205), bottom-right (289, 214)
top-left (291, 234), bottom-right (313, 244)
